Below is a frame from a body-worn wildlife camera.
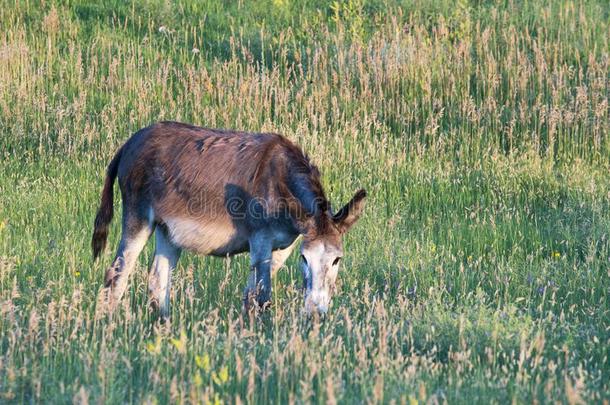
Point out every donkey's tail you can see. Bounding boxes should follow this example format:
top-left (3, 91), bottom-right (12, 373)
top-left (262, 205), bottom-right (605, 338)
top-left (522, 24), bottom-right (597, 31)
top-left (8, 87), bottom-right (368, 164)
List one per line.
top-left (92, 147), bottom-right (123, 259)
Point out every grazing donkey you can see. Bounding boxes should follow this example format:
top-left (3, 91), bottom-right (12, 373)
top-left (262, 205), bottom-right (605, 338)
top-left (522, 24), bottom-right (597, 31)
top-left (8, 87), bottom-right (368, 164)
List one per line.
top-left (92, 122), bottom-right (366, 317)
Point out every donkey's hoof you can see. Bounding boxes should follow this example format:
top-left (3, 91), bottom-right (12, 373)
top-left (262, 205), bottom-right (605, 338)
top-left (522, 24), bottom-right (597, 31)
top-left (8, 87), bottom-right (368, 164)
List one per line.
top-left (257, 298), bottom-right (272, 311)
top-left (148, 297), bottom-right (170, 321)
top-left (243, 293), bottom-right (272, 315)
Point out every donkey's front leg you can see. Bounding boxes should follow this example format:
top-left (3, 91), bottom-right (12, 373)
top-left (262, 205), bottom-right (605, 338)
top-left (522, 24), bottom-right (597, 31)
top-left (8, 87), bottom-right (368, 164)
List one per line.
top-left (244, 234), bottom-right (273, 311)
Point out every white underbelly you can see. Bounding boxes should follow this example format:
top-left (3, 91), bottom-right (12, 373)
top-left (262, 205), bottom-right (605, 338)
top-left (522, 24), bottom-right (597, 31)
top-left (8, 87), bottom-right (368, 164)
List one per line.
top-left (163, 217), bottom-right (245, 255)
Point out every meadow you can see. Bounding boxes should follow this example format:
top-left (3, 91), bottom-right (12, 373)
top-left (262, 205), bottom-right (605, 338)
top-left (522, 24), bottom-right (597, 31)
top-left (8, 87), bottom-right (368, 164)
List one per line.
top-left (0, 0), bottom-right (609, 403)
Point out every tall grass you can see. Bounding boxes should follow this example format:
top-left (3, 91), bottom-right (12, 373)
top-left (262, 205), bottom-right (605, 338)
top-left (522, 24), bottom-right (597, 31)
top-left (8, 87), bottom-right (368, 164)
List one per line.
top-left (1, 0), bottom-right (609, 403)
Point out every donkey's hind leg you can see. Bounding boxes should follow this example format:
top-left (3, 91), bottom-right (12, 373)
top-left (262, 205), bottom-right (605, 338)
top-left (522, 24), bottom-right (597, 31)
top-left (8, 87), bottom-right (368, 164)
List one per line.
top-left (103, 210), bottom-right (154, 312)
top-left (148, 226), bottom-right (181, 319)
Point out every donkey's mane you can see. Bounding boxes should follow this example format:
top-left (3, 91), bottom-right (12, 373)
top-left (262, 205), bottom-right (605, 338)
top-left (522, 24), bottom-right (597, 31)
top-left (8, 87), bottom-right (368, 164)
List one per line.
top-left (272, 136), bottom-right (334, 232)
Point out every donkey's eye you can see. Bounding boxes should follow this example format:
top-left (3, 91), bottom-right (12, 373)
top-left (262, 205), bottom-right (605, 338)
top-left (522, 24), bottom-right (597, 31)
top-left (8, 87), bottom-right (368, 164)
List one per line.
top-left (332, 257), bottom-right (342, 266)
top-left (301, 254), bottom-right (308, 266)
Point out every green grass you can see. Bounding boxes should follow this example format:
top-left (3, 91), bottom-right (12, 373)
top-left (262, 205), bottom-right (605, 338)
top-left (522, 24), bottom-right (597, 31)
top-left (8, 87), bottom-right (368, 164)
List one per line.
top-left (1, 0), bottom-right (609, 403)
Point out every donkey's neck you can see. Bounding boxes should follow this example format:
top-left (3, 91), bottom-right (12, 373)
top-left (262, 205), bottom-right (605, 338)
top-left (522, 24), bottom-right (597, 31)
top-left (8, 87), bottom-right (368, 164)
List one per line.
top-left (284, 163), bottom-right (328, 214)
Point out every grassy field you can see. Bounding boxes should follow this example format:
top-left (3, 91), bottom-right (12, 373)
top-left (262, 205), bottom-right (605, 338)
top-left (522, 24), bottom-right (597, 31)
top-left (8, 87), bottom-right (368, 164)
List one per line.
top-left (1, 0), bottom-right (609, 403)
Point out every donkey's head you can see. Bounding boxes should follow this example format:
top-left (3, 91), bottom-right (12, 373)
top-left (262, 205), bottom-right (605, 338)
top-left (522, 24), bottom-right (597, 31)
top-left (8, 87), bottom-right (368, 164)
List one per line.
top-left (300, 189), bottom-right (367, 315)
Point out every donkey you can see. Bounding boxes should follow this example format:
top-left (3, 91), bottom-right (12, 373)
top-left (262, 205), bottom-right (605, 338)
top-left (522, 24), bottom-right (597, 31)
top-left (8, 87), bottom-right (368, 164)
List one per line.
top-left (92, 121), bottom-right (366, 317)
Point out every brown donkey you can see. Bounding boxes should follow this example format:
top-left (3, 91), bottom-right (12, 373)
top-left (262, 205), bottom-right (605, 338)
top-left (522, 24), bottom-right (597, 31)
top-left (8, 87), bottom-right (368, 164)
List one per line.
top-left (92, 122), bottom-right (366, 317)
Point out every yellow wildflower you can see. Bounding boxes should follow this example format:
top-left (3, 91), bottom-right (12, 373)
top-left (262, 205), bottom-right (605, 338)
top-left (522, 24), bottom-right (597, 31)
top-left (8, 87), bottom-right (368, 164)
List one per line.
top-left (193, 372), bottom-right (203, 387)
top-left (170, 329), bottom-right (187, 354)
top-left (195, 354), bottom-right (211, 372)
top-left (218, 366), bottom-right (229, 383)
top-left (146, 335), bottom-right (162, 354)
top-left (212, 366), bottom-right (229, 385)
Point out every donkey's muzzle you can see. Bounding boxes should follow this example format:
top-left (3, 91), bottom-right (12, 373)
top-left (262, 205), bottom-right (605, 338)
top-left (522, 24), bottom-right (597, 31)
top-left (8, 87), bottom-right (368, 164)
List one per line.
top-left (304, 290), bottom-right (330, 315)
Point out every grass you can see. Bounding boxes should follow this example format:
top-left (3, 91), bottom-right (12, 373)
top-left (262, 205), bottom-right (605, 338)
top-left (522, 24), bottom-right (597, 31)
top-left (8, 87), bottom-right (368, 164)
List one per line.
top-left (1, 0), bottom-right (609, 403)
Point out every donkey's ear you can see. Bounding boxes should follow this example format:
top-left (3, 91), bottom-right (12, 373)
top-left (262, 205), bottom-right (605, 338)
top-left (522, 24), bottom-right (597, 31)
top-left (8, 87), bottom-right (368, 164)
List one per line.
top-left (333, 189), bottom-right (367, 233)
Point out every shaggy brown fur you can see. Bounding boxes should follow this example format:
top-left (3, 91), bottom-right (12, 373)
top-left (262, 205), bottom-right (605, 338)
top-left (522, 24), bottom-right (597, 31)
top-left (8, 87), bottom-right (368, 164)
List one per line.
top-left (91, 121), bottom-right (366, 315)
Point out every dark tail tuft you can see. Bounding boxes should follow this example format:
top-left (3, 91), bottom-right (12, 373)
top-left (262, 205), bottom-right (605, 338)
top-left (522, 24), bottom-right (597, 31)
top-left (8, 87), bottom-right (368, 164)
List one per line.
top-left (92, 148), bottom-right (122, 259)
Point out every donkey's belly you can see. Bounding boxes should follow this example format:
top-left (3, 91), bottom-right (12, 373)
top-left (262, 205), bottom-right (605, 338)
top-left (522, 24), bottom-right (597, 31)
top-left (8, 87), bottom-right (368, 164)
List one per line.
top-left (163, 217), bottom-right (249, 256)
